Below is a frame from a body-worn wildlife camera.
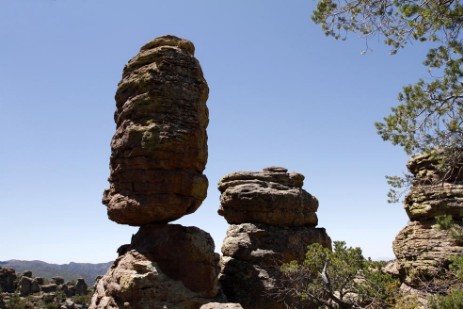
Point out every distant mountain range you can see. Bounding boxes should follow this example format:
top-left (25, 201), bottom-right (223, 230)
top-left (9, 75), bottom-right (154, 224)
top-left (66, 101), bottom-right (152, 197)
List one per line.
top-left (0, 260), bottom-right (112, 285)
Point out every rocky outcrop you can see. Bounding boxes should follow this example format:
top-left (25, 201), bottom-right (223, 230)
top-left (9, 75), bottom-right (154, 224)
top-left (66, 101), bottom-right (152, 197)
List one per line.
top-left (103, 35), bottom-right (209, 226)
top-left (218, 167), bottom-right (332, 309)
top-left (90, 35), bottom-right (222, 309)
top-left (0, 267), bottom-right (16, 293)
top-left (393, 151), bottom-right (463, 288)
top-left (91, 225), bottom-right (222, 309)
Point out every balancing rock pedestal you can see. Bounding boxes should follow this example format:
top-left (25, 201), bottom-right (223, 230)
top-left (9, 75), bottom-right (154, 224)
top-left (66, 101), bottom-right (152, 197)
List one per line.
top-left (392, 151), bottom-right (463, 289)
top-left (90, 36), bottom-right (223, 309)
top-left (217, 167), bottom-right (332, 309)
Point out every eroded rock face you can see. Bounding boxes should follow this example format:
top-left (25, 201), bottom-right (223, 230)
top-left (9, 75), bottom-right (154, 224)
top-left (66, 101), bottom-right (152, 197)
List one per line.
top-left (90, 224), bottom-right (223, 309)
top-left (220, 223), bottom-right (331, 309)
top-left (218, 167), bottom-right (318, 226)
top-left (0, 267), bottom-right (16, 293)
top-left (218, 167), bottom-right (331, 309)
top-left (103, 35), bottom-right (209, 225)
top-left (393, 151), bottom-right (463, 289)
top-left (393, 221), bottom-right (463, 285)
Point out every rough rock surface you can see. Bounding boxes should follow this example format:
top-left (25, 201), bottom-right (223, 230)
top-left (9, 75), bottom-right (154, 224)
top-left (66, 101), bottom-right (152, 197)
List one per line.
top-left (90, 224), bottom-right (223, 309)
top-left (200, 303), bottom-right (244, 309)
top-left (393, 221), bottom-right (463, 285)
top-left (103, 35), bottom-right (209, 225)
top-left (218, 167), bottom-right (318, 226)
top-left (0, 267), bottom-right (16, 293)
top-left (220, 223), bottom-right (331, 309)
top-left (393, 151), bottom-right (463, 289)
top-left (218, 167), bottom-right (331, 309)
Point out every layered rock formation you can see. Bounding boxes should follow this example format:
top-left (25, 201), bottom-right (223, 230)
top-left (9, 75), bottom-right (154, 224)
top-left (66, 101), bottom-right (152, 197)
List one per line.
top-left (92, 225), bottom-right (221, 309)
top-left (218, 167), bottom-right (332, 309)
top-left (103, 35), bottom-right (209, 226)
top-left (90, 35), bottom-right (223, 309)
top-left (393, 151), bottom-right (463, 288)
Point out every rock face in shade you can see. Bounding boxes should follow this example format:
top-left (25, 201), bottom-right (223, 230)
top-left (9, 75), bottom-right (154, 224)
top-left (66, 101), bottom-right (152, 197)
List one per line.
top-left (103, 35), bottom-right (209, 226)
top-left (393, 151), bottom-right (463, 289)
top-left (217, 167), bottom-right (332, 309)
top-left (220, 223), bottom-right (331, 309)
top-left (218, 167), bottom-right (318, 226)
top-left (90, 224), bottom-right (223, 309)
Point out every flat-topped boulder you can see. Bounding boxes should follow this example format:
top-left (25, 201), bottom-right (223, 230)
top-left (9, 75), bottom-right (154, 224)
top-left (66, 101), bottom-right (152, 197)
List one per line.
top-left (103, 35), bottom-right (209, 225)
top-left (218, 167), bottom-right (318, 226)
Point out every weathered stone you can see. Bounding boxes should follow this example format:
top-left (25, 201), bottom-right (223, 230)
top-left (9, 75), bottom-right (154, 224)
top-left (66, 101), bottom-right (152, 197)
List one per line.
top-left (404, 183), bottom-right (463, 221)
top-left (41, 284), bottom-right (58, 293)
top-left (52, 277), bottom-right (65, 285)
top-left (89, 224), bottom-right (223, 309)
top-left (393, 221), bottom-right (463, 287)
top-left (200, 303), bottom-right (244, 309)
top-left (0, 267), bottom-right (16, 293)
top-left (18, 276), bottom-right (40, 296)
top-left (75, 278), bottom-right (88, 296)
top-left (218, 167), bottom-right (318, 226)
top-left (220, 223), bottom-right (331, 309)
top-left (104, 35), bottom-right (209, 225)
top-left (407, 149), bottom-right (463, 184)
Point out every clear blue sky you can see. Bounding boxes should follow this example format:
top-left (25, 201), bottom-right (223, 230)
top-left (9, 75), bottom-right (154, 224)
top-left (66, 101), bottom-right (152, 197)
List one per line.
top-left (1, 0), bottom-right (430, 264)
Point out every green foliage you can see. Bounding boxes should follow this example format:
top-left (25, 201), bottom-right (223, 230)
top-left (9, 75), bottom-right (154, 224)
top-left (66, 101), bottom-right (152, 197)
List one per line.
top-left (430, 289), bottom-right (463, 308)
top-left (276, 241), bottom-right (399, 308)
top-left (436, 212), bottom-right (463, 244)
top-left (436, 214), bottom-right (455, 230)
top-left (312, 0), bottom-right (463, 197)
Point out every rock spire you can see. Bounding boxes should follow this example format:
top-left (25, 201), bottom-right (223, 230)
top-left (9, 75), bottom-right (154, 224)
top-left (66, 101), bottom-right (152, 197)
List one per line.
top-left (218, 167), bottom-right (332, 309)
top-left (90, 35), bottom-right (223, 309)
top-left (392, 151), bottom-right (463, 290)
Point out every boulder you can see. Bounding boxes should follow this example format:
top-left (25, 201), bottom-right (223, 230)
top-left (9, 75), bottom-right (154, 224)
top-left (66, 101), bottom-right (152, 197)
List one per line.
top-left (75, 278), bottom-right (88, 296)
top-left (103, 35), bottom-right (209, 225)
top-left (218, 167), bottom-right (318, 226)
top-left (89, 224), bottom-right (223, 309)
top-left (220, 223), bottom-right (331, 309)
top-left (0, 267), bottom-right (16, 293)
top-left (18, 276), bottom-right (40, 296)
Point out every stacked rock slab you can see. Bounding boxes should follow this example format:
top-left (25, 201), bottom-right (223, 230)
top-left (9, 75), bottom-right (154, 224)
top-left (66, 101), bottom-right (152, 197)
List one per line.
top-left (393, 151), bottom-right (463, 288)
top-left (90, 36), bottom-right (222, 309)
top-left (218, 167), bottom-right (332, 309)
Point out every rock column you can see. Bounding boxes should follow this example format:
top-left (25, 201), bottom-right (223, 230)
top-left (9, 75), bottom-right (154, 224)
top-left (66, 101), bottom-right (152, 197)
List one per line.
top-left (218, 167), bottom-right (332, 309)
top-left (90, 35), bottom-right (222, 309)
top-left (393, 151), bottom-right (463, 288)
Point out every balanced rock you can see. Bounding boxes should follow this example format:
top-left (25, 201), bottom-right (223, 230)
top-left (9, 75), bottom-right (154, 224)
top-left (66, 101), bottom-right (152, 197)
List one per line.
top-left (90, 224), bottom-right (223, 309)
top-left (218, 167), bottom-right (318, 226)
top-left (103, 35), bottom-right (209, 225)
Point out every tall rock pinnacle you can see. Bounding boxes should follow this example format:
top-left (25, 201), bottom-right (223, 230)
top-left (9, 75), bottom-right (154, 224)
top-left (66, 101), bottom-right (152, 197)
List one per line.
top-left (103, 35), bottom-right (209, 225)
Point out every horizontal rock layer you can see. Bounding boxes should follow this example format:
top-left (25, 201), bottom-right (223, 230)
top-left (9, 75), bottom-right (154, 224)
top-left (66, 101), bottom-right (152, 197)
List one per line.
top-left (104, 35), bottom-right (209, 225)
top-left (218, 167), bottom-right (318, 226)
top-left (393, 221), bottom-right (463, 287)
